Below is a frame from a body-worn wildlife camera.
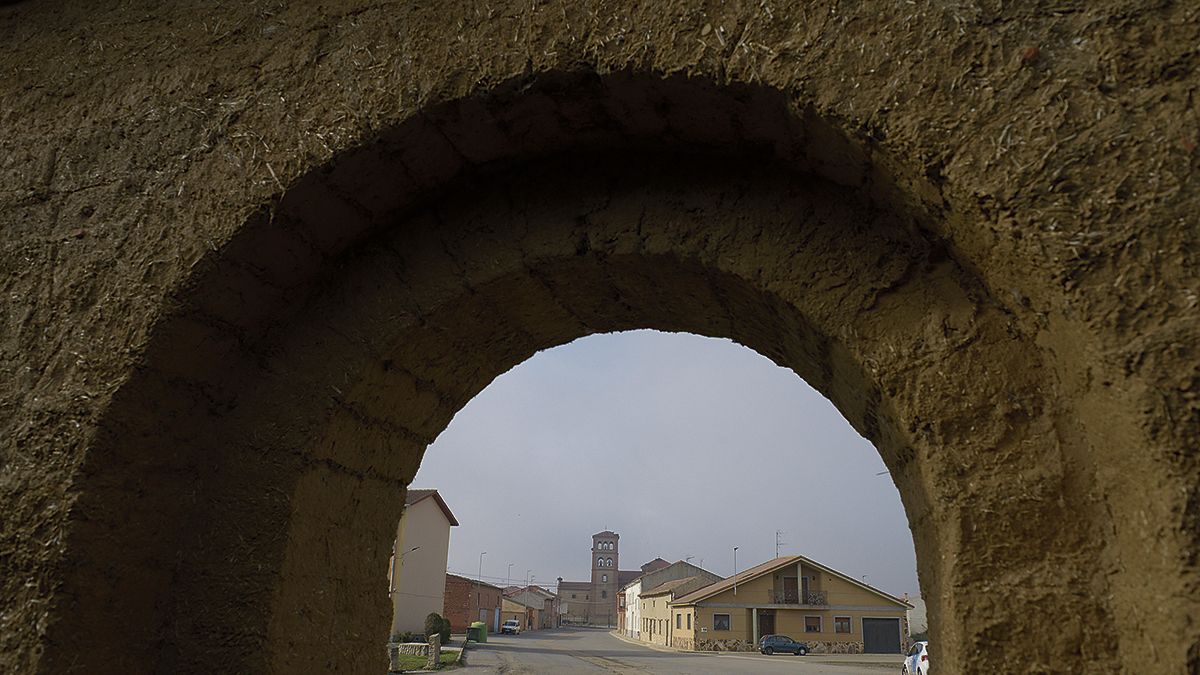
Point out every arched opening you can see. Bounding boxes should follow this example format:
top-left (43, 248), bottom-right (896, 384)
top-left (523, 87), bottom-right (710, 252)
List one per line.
top-left (409, 328), bottom-right (922, 643)
top-left (45, 72), bottom-right (1116, 673)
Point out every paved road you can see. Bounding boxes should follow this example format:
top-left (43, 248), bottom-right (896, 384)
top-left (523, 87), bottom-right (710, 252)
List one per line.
top-left (461, 627), bottom-right (903, 674)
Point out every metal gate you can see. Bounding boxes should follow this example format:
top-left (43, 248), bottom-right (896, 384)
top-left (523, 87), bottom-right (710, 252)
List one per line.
top-left (862, 618), bottom-right (902, 654)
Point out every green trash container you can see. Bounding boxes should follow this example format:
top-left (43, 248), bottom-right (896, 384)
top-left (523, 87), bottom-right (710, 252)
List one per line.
top-left (469, 621), bottom-right (487, 643)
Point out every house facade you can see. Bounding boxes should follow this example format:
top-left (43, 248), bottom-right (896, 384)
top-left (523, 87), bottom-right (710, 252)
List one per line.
top-left (506, 586), bottom-right (559, 629)
top-left (622, 578), bottom-right (642, 639)
top-left (623, 559), bottom-right (722, 641)
top-left (444, 573), bottom-right (503, 632)
top-left (637, 576), bottom-right (715, 647)
top-left (501, 597), bottom-right (544, 631)
top-left (388, 489), bottom-right (458, 635)
top-left (670, 556), bottom-right (912, 654)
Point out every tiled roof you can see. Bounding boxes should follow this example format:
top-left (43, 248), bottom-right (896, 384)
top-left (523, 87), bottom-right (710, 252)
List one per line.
top-left (640, 558), bottom-right (671, 573)
top-left (641, 576), bottom-right (699, 597)
top-left (617, 570), bottom-right (641, 585)
top-left (673, 557), bottom-right (803, 605)
top-left (404, 489), bottom-right (459, 526)
top-left (445, 573), bottom-right (503, 591)
top-left (671, 555), bottom-right (912, 608)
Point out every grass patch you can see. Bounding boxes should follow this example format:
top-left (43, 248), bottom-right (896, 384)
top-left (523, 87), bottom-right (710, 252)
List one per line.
top-left (390, 650), bottom-right (459, 670)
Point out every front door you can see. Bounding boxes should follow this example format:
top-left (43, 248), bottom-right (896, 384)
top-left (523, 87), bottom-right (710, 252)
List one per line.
top-left (758, 609), bottom-right (776, 637)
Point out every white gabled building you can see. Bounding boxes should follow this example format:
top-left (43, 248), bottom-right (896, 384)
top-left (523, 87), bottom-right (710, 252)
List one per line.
top-left (623, 577), bottom-right (644, 639)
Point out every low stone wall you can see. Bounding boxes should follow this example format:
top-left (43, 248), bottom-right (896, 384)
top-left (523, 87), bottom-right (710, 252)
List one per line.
top-left (696, 638), bottom-right (756, 652)
top-left (390, 642), bottom-right (430, 657)
top-left (671, 637), bottom-right (694, 650)
top-left (387, 641), bottom-right (429, 672)
top-left (806, 640), bottom-right (864, 654)
top-left (693, 638), bottom-right (866, 653)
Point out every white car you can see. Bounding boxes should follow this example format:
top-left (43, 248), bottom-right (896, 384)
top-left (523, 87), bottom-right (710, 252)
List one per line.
top-left (902, 641), bottom-right (929, 675)
top-left (501, 619), bottom-right (521, 635)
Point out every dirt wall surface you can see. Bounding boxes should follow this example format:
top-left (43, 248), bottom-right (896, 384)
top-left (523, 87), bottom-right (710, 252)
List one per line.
top-left (0, 1), bottom-right (1196, 673)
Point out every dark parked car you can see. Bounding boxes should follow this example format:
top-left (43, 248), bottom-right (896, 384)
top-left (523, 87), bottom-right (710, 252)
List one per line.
top-left (759, 634), bottom-right (809, 655)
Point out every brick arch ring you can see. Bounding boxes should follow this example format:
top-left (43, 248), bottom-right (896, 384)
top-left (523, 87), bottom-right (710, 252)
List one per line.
top-left (10, 18), bottom-right (1195, 675)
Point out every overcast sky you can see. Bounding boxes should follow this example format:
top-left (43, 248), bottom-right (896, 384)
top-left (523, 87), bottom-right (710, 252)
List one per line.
top-left (412, 330), bottom-right (920, 598)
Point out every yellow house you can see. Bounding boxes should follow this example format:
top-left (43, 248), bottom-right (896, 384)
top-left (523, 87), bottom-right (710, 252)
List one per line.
top-left (501, 597), bottom-right (542, 632)
top-left (670, 556), bottom-right (911, 654)
top-left (636, 576), bottom-right (712, 647)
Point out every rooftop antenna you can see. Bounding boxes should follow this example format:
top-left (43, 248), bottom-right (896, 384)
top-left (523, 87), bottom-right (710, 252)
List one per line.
top-left (776, 530), bottom-right (788, 558)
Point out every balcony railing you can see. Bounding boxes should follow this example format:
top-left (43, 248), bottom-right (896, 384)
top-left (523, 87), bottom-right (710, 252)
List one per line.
top-left (769, 589), bottom-right (828, 606)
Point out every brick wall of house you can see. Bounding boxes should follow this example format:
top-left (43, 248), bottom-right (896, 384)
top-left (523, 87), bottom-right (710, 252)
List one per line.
top-left (444, 574), bottom-right (502, 632)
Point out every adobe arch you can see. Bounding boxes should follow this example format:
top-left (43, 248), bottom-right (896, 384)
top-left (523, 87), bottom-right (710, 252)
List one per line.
top-left (1, 4), bottom-right (1195, 675)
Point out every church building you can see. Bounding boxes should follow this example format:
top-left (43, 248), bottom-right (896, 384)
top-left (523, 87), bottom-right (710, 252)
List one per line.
top-left (557, 531), bottom-right (664, 626)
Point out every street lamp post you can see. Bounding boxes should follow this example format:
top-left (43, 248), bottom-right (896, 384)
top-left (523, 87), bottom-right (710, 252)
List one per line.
top-left (475, 551), bottom-right (486, 621)
top-left (389, 546), bottom-right (420, 596)
top-left (733, 547), bottom-right (740, 596)
top-left (508, 563), bottom-right (513, 588)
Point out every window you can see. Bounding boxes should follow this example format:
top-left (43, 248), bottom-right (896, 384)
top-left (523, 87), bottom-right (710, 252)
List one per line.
top-left (687, 613), bottom-right (692, 629)
top-left (805, 616), bottom-right (822, 633)
top-left (713, 613), bottom-right (731, 631)
top-left (676, 613), bottom-right (682, 629)
top-left (835, 616), bottom-right (851, 633)
top-left (571, 593), bottom-right (576, 599)
top-left (602, 590), bottom-right (607, 598)
top-left (602, 574), bottom-right (607, 582)
top-left (598, 557), bottom-right (604, 567)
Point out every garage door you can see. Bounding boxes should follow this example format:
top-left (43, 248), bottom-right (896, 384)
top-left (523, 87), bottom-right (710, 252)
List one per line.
top-left (862, 618), bottom-right (902, 654)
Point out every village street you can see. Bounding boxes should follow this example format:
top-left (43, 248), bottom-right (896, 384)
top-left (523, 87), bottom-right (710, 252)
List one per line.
top-left (460, 627), bottom-right (903, 674)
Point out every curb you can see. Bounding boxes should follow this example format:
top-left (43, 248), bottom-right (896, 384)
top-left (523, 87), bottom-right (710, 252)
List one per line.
top-left (608, 630), bottom-right (712, 656)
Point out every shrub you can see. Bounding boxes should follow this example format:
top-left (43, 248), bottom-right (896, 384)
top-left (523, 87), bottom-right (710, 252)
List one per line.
top-left (424, 612), bottom-right (451, 644)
